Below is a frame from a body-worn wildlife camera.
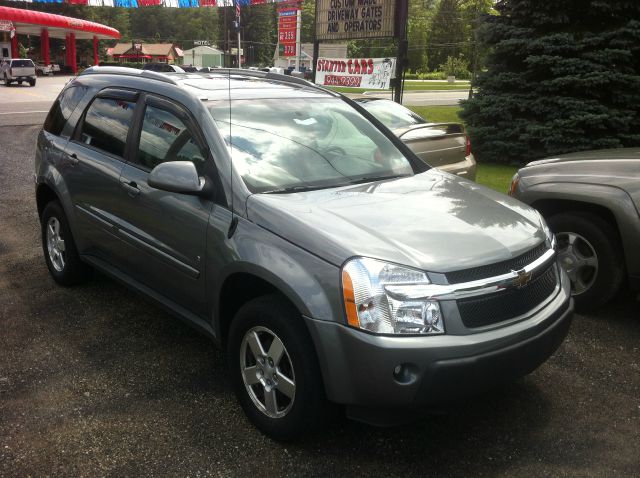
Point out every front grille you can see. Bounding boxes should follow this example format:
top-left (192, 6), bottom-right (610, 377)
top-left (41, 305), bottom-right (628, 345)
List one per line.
top-left (446, 242), bottom-right (548, 284)
top-left (458, 265), bottom-right (558, 328)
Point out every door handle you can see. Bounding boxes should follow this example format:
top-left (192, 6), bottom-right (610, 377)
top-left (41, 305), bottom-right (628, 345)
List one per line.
top-left (67, 153), bottom-right (79, 166)
top-left (120, 178), bottom-right (140, 197)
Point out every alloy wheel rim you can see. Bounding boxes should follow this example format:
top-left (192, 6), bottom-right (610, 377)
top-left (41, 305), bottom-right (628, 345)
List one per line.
top-left (240, 326), bottom-right (296, 418)
top-left (46, 217), bottom-right (66, 272)
top-left (555, 231), bottom-right (598, 295)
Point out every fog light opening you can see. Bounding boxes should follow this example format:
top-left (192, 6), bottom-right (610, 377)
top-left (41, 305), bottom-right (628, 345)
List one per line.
top-left (392, 363), bottom-right (418, 385)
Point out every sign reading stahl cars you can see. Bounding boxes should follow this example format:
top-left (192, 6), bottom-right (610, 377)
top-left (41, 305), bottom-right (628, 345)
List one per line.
top-left (315, 57), bottom-right (396, 89)
top-left (315, 0), bottom-right (396, 41)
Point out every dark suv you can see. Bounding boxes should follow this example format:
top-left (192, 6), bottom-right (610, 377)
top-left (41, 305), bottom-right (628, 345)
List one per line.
top-left (35, 67), bottom-right (572, 440)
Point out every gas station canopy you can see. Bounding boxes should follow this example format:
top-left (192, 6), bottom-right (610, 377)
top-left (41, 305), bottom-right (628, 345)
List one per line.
top-left (0, 6), bottom-right (120, 40)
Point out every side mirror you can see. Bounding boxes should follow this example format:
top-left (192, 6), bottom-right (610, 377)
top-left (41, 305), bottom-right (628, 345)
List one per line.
top-left (148, 161), bottom-right (207, 195)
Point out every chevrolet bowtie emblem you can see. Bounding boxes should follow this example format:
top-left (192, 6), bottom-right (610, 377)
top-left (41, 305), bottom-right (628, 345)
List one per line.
top-left (513, 269), bottom-right (533, 288)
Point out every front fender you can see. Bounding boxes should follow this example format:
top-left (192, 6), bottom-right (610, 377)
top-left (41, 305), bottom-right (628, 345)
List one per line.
top-left (208, 216), bottom-right (343, 338)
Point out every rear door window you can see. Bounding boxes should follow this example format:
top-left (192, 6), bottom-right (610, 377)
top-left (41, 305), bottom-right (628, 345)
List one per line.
top-left (79, 97), bottom-right (136, 158)
top-left (43, 86), bottom-right (88, 137)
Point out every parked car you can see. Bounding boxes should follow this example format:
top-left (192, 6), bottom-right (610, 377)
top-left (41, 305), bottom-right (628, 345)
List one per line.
top-left (354, 97), bottom-right (476, 180)
top-left (509, 148), bottom-right (640, 310)
top-left (182, 65), bottom-right (199, 72)
top-left (1, 58), bottom-right (37, 86)
top-left (142, 62), bottom-right (185, 73)
top-left (35, 66), bottom-right (572, 440)
top-left (35, 63), bottom-right (53, 76)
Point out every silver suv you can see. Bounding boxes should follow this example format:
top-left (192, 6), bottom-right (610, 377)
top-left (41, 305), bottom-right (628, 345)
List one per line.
top-left (35, 67), bottom-right (573, 440)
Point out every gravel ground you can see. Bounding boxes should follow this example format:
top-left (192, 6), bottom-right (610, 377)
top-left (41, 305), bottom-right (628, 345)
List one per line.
top-left (1, 126), bottom-right (639, 477)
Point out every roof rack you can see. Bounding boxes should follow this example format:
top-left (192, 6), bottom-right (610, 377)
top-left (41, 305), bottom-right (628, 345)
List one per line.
top-left (202, 68), bottom-right (338, 96)
top-left (79, 66), bottom-right (179, 85)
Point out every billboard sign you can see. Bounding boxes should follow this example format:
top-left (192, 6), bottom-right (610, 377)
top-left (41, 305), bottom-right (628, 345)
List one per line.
top-left (278, 7), bottom-right (298, 57)
top-left (315, 57), bottom-right (396, 89)
top-left (315, 0), bottom-right (396, 41)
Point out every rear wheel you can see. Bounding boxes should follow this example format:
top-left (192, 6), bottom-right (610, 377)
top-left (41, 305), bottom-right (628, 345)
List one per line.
top-left (41, 201), bottom-right (91, 286)
top-left (4, 75), bottom-right (10, 86)
top-left (227, 294), bottom-right (328, 440)
top-left (29, 78), bottom-right (36, 87)
top-left (547, 211), bottom-right (624, 310)
top-left (18, 80), bottom-right (22, 85)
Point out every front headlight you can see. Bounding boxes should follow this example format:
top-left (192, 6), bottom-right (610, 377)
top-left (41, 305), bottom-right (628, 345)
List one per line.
top-left (341, 257), bottom-right (444, 335)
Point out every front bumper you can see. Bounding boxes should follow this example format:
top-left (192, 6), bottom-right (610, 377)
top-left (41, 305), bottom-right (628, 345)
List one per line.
top-left (304, 268), bottom-right (572, 415)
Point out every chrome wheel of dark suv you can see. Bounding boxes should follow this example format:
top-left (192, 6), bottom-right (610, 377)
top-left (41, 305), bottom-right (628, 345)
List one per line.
top-left (46, 216), bottom-right (66, 272)
top-left (41, 201), bottom-right (91, 286)
top-left (228, 294), bottom-right (328, 440)
top-left (240, 326), bottom-right (296, 418)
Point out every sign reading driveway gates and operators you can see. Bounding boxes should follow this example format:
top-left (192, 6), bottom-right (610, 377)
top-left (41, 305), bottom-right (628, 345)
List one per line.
top-left (315, 0), bottom-right (396, 41)
top-left (315, 57), bottom-right (396, 89)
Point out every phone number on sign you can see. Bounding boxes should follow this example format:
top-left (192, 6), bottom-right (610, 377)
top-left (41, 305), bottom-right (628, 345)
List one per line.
top-left (322, 75), bottom-right (362, 87)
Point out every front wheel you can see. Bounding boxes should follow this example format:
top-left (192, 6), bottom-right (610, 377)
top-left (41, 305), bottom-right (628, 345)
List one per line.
top-left (547, 211), bottom-right (624, 311)
top-left (41, 201), bottom-right (91, 286)
top-left (227, 295), bottom-right (328, 440)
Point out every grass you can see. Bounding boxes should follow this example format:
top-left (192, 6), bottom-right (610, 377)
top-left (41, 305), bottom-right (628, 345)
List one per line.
top-left (406, 105), bottom-right (463, 124)
top-left (475, 163), bottom-right (518, 193)
top-left (405, 105), bottom-right (517, 193)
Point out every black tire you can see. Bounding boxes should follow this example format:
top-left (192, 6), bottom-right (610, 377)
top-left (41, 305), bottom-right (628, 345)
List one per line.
top-left (547, 211), bottom-right (624, 311)
top-left (41, 201), bottom-right (91, 286)
top-left (18, 80), bottom-right (22, 85)
top-left (29, 78), bottom-right (36, 87)
top-left (4, 75), bottom-right (10, 86)
top-left (227, 294), bottom-right (329, 441)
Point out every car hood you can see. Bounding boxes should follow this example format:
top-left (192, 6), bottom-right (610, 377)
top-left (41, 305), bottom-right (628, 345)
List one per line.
top-left (246, 171), bottom-right (546, 272)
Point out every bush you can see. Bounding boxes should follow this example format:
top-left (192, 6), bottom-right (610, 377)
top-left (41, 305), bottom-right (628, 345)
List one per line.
top-left (438, 56), bottom-right (471, 80)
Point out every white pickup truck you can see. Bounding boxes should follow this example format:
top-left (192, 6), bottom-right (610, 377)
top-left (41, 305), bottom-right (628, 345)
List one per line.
top-left (1, 58), bottom-right (37, 87)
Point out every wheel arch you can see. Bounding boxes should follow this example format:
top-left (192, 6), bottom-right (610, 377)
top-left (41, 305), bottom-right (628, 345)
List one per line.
top-left (215, 267), bottom-right (318, 345)
top-left (36, 183), bottom-right (60, 221)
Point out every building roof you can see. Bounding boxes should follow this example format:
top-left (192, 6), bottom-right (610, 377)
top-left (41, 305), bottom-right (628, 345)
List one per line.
top-left (110, 43), bottom-right (182, 57)
top-left (0, 5), bottom-right (120, 40)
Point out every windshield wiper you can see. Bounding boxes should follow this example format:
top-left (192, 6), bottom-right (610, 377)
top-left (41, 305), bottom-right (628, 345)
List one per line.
top-left (348, 174), bottom-right (410, 185)
top-left (263, 184), bottom-right (338, 194)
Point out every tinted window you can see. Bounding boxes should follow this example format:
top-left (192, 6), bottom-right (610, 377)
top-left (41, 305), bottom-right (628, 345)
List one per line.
top-left (208, 98), bottom-right (413, 193)
top-left (80, 98), bottom-right (136, 158)
top-left (43, 86), bottom-right (87, 136)
top-left (133, 104), bottom-right (207, 173)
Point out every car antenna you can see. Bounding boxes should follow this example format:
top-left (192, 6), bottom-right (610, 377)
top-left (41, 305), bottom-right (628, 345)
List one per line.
top-left (227, 67), bottom-right (239, 239)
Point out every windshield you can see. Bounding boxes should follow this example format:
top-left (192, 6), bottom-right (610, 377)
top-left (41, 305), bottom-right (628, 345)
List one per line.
top-left (208, 98), bottom-right (414, 193)
top-left (358, 99), bottom-right (428, 130)
top-left (11, 60), bottom-right (34, 68)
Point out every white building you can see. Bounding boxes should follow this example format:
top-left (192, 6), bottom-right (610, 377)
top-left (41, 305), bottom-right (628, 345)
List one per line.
top-left (181, 45), bottom-right (224, 68)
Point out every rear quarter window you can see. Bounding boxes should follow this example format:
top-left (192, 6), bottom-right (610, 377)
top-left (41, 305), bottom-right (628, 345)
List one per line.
top-left (43, 86), bottom-right (88, 137)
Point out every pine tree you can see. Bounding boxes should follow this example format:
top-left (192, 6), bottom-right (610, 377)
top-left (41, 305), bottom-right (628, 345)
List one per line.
top-left (460, 0), bottom-right (640, 164)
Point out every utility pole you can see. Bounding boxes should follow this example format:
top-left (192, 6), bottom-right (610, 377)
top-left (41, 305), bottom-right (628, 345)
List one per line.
top-left (393, 0), bottom-right (409, 104)
top-left (235, 0), bottom-right (241, 68)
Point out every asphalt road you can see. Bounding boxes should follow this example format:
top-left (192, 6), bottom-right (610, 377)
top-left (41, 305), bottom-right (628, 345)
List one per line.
top-left (1, 128), bottom-right (640, 475)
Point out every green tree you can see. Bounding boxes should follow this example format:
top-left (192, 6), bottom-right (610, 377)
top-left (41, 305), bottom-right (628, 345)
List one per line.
top-left (407, 0), bottom-right (437, 72)
top-left (461, 0), bottom-right (640, 164)
top-left (427, 0), bottom-right (465, 71)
